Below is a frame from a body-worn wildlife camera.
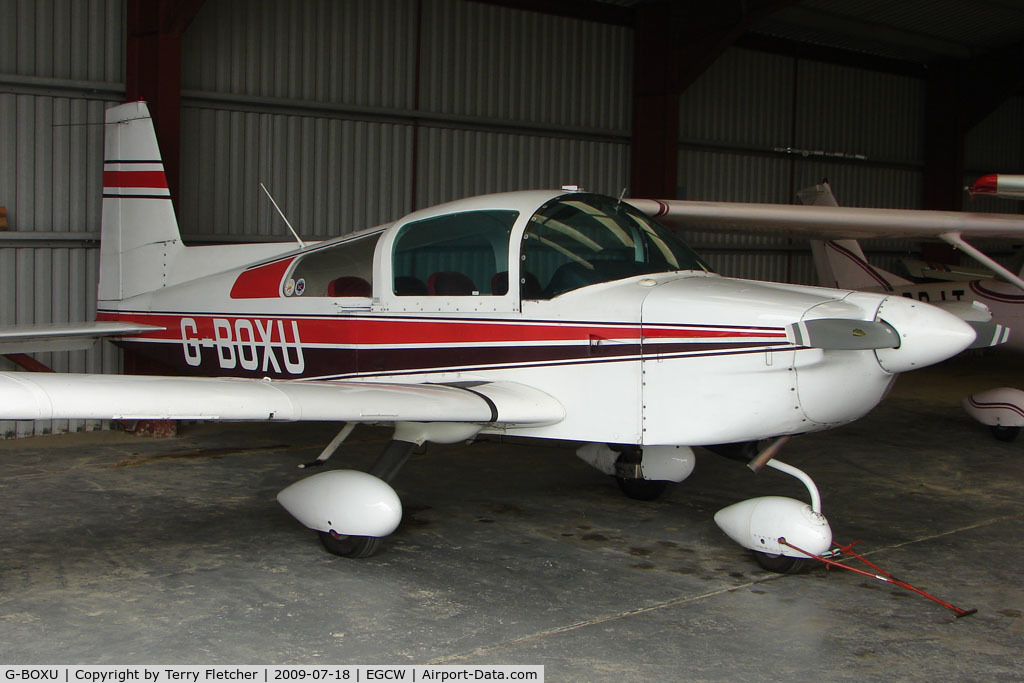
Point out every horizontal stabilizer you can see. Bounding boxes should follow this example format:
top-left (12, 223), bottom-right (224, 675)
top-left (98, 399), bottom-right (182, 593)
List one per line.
top-left (0, 321), bottom-right (165, 353)
top-left (0, 373), bottom-right (564, 426)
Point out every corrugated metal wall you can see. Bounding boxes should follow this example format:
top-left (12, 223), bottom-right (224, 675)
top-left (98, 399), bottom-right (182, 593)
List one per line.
top-left (0, 0), bottom-right (124, 437)
top-left (678, 48), bottom-right (932, 283)
top-left (178, 0), bottom-right (632, 239)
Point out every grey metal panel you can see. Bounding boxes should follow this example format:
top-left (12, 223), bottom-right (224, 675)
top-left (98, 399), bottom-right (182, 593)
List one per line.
top-left (1, 94), bottom-right (108, 233)
top-left (966, 95), bottom-right (1024, 174)
top-left (794, 60), bottom-right (924, 166)
top-left (180, 106), bottom-right (414, 239)
top-left (182, 0), bottom-right (417, 110)
top-left (415, 127), bottom-right (630, 209)
top-left (677, 148), bottom-right (791, 203)
top-left (419, 0), bottom-right (631, 133)
top-left (1, 0), bottom-right (123, 81)
top-left (679, 48), bottom-right (795, 151)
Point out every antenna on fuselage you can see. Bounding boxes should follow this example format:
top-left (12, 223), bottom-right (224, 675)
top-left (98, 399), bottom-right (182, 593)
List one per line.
top-left (260, 182), bottom-right (307, 249)
top-left (616, 187), bottom-right (627, 209)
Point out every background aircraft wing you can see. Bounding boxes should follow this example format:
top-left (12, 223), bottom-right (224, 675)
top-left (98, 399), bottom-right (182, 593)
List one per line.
top-left (0, 321), bottom-right (165, 353)
top-left (0, 372), bottom-right (564, 427)
top-left (627, 198), bottom-right (1024, 240)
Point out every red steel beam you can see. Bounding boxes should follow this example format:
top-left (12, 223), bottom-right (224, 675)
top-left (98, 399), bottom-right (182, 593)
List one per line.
top-left (630, 1), bottom-right (795, 200)
top-left (125, 0), bottom-right (206, 207)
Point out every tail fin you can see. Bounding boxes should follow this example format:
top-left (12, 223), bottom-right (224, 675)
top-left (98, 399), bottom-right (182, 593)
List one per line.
top-left (98, 101), bottom-right (184, 302)
top-left (798, 181), bottom-right (912, 292)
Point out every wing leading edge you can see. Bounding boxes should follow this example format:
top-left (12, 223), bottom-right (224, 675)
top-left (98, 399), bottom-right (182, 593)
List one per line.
top-left (0, 372), bottom-right (564, 427)
top-left (628, 197), bottom-right (1024, 292)
top-left (627, 198), bottom-right (1024, 240)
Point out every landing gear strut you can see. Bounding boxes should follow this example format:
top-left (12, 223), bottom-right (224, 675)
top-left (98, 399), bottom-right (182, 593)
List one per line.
top-left (613, 445), bottom-right (669, 501)
top-left (576, 443), bottom-right (696, 502)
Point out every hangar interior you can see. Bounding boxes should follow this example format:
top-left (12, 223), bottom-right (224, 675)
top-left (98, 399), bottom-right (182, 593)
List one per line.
top-left (0, 0), bottom-right (1023, 676)
top-left (2, 0), bottom-right (1024, 435)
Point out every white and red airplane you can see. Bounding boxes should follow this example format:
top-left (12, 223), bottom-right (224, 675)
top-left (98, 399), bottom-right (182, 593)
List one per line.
top-left (1, 102), bottom-right (1019, 570)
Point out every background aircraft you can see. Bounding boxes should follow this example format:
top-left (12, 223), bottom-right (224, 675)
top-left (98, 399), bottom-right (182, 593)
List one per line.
top-left (0, 102), bottom-right (1016, 572)
top-left (793, 181), bottom-right (1022, 442)
top-left (794, 181), bottom-right (1019, 352)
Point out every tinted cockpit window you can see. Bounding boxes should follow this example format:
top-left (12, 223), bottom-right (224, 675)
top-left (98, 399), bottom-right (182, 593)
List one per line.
top-left (392, 210), bottom-right (519, 296)
top-left (522, 194), bottom-right (709, 298)
top-left (285, 233), bottom-right (381, 297)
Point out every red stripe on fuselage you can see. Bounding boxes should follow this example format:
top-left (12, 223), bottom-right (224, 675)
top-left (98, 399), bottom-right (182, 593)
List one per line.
top-left (96, 311), bottom-right (788, 346)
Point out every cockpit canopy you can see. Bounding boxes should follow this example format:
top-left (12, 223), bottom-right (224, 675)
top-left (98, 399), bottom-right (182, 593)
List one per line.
top-left (521, 194), bottom-right (709, 298)
top-left (283, 192), bottom-right (710, 301)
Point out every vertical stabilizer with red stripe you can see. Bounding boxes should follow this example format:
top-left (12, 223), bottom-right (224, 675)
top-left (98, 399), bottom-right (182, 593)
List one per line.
top-left (797, 182), bottom-right (911, 292)
top-left (98, 101), bottom-right (184, 302)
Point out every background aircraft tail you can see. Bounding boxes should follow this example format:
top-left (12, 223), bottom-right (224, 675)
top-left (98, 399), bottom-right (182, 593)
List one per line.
top-left (98, 101), bottom-right (184, 302)
top-left (798, 181), bottom-right (912, 292)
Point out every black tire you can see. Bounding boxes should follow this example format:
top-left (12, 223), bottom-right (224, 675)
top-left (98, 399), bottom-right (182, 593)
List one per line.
top-left (751, 550), bottom-right (812, 574)
top-left (616, 477), bottom-right (668, 501)
top-left (991, 425), bottom-right (1021, 442)
top-left (318, 531), bottom-right (382, 558)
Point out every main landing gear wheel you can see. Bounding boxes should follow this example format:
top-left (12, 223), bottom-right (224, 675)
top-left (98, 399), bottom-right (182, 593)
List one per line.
top-left (319, 531), bottom-right (382, 559)
top-left (751, 550), bottom-right (812, 574)
top-left (991, 425), bottom-right (1021, 442)
top-left (616, 476), bottom-right (668, 501)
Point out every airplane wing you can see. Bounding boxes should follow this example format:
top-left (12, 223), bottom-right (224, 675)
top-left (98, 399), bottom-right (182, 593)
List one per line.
top-left (0, 372), bottom-right (564, 427)
top-left (627, 198), bottom-right (1024, 240)
top-left (0, 321), bottom-right (165, 353)
top-left (627, 196), bottom-right (1024, 291)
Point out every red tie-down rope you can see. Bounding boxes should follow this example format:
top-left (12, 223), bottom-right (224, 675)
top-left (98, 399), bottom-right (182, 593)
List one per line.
top-left (779, 537), bottom-right (977, 618)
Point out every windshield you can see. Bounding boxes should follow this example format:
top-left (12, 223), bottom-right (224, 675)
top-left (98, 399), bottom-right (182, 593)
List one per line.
top-left (521, 194), bottom-right (710, 298)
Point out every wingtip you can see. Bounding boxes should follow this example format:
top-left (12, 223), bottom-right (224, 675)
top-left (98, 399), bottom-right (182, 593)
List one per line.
top-left (968, 174), bottom-right (998, 196)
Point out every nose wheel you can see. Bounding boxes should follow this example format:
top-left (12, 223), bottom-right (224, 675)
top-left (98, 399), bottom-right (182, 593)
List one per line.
top-left (751, 550), bottom-right (811, 574)
top-left (319, 531), bottom-right (382, 558)
top-left (991, 425), bottom-right (1020, 442)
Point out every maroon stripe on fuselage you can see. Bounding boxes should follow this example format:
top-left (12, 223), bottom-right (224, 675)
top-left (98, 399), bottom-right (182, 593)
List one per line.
top-left (114, 338), bottom-right (792, 381)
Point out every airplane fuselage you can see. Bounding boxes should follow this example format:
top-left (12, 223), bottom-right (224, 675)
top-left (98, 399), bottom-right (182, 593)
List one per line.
top-left (95, 190), bottom-right (968, 448)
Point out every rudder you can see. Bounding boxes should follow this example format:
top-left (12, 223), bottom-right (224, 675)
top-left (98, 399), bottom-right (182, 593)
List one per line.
top-left (98, 101), bottom-right (184, 302)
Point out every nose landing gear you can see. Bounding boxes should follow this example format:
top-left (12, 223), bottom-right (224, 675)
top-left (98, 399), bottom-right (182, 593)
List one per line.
top-left (713, 438), bottom-right (833, 574)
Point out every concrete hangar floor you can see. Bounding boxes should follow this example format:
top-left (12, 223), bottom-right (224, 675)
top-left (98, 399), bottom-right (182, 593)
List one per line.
top-left (1, 354), bottom-right (1022, 680)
